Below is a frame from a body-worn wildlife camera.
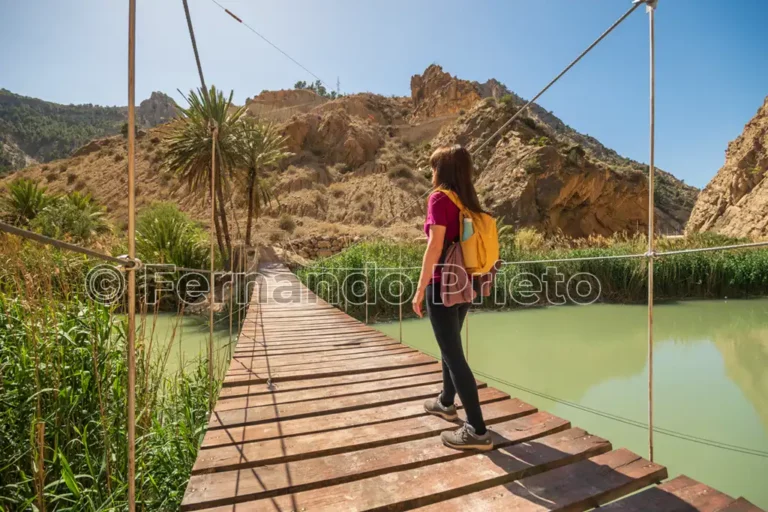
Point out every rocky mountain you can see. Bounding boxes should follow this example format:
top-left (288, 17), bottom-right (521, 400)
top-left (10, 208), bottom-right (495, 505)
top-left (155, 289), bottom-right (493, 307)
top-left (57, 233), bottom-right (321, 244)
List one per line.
top-left (686, 96), bottom-right (768, 238)
top-left (267, 64), bottom-right (697, 237)
top-left (1, 65), bottom-right (698, 242)
top-left (0, 89), bottom-right (177, 175)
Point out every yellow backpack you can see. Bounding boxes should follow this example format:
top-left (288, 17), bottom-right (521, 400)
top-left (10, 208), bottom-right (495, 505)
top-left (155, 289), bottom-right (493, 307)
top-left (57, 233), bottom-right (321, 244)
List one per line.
top-left (433, 188), bottom-right (500, 275)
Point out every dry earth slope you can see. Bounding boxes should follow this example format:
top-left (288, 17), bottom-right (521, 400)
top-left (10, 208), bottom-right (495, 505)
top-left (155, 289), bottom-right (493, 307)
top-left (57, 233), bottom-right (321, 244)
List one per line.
top-left (1, 65), bottom-right (698, 241)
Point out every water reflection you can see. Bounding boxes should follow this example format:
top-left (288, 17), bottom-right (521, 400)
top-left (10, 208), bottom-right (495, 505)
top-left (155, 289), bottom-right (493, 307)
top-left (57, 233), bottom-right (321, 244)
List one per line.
top-left (375, 299), bottom-right (768, 508)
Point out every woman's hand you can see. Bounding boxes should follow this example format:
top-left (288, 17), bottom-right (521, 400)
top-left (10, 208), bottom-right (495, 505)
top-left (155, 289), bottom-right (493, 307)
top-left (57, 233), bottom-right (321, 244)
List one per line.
top-left (412, 287), bottom-right (425, 318)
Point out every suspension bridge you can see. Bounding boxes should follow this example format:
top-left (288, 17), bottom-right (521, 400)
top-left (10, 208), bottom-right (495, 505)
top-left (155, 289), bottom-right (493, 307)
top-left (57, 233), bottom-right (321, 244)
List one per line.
top-left (2, 0), bottom-right (767, 509)
top-left (178, 263), bottom-right (762, 511)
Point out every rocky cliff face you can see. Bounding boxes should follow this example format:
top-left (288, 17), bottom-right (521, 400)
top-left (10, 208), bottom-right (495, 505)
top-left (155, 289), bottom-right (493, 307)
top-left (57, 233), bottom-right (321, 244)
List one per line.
top-left (432, 100), bottom-right (647, 236)
top-left (431, 97), bottom-right (696, 236)
top-left (410, 65), bottom-right (483, 120)
top-left (2, 65), bottom-right (699, 243)
top-left (687, 97), bottom-right (768, 238)
top-left (137, 92), bottom-right (178, 127)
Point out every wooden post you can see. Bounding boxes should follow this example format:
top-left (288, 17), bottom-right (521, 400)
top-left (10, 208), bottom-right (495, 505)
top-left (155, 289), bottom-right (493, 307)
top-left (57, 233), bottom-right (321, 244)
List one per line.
top-left (126, 0), bottom-right (137, 508)
top-left (646, 0), bottom-right (657, 463)
top-left (364, 264), bottom-right (369, 324)
top-left (398, 247), bottom-right (402, 343)
top-left (209, 126), bottom-right (218, 405)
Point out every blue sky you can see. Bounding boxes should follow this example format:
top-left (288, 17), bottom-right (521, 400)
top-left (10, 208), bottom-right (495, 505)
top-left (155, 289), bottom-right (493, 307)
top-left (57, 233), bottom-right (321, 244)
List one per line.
top-left (1, 0), bottom-right (766, 188)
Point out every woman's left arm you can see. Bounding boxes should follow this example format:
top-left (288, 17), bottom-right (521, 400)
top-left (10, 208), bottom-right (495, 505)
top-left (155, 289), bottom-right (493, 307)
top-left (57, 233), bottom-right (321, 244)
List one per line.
top-left (412, 225), bottom-right (445, 317)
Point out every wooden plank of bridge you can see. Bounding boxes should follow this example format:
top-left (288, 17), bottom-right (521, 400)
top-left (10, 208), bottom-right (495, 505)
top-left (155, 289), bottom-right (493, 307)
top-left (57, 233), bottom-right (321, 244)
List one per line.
top-left (600, 475), bottom-right (763, 512)
top-left (183, 263), bottom-right (762, 512)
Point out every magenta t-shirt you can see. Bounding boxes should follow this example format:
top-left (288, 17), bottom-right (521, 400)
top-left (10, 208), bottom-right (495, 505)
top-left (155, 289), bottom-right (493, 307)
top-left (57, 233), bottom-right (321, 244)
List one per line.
top-left (424, 191), bottom-right (460, 282)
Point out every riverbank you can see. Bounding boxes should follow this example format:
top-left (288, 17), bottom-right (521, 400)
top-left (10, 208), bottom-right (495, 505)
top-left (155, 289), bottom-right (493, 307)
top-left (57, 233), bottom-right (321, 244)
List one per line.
top-left (297, 232), bottom-right (768, 322)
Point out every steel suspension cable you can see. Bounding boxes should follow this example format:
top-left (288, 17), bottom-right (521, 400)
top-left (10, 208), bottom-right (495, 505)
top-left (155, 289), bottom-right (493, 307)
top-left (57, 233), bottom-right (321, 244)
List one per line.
top-left (181, 0), bottom-right (210, 103)
top-left (208, 0), bottom-right (331, 91)
top-left (0, 221), bottom-right (136, 267)
top-left (472, 1), bottom-right (643, 156)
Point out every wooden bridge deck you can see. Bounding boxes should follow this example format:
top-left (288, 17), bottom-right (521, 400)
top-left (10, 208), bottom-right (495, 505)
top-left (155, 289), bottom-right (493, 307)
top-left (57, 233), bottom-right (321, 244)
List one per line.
top-left (182, 264), bottom-right (763, 512)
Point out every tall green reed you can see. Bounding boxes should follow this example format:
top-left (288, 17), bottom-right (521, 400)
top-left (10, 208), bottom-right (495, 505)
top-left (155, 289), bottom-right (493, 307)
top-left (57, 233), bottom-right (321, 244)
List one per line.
top-left (298, 233), bottom-right (768, 322)
top-left (0, 235), bottom-right (215, 511)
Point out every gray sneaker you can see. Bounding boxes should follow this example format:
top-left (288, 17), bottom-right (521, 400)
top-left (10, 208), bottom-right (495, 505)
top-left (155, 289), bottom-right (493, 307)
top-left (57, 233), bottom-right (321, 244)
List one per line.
top-left (441, 423), bottom-right (493, 451)
top-left (423, 393), bottom-right (458, 421)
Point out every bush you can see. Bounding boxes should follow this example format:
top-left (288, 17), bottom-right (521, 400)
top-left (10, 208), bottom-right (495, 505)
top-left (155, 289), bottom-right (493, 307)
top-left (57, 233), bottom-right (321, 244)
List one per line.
top-left (278, 213), bottom-right (297, 233)
top-left (499, 94), bottom-right (514, 106)
top-left (387, 164), bottom-right (414, 180)
top-left (30, 196), bottom-right (108, 243)
top-left (136, 202), bottom-right (210, 271)
top-left (513, 227), bottom-right (546, 252)
top-left (1, 178), bottom-right (52, 226)
top-left (521, 117), bottom-right (537, 130)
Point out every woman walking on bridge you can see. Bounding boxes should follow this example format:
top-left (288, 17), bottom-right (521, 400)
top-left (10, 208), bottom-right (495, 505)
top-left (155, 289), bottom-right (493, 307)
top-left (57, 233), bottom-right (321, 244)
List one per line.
top-left (412, 145), bottom-right (492, 451)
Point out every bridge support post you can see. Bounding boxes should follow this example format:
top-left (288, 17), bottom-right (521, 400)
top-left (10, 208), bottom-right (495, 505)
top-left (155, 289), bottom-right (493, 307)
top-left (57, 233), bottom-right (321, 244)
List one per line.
top-left (645, 0), bottom-right (657, 463)
top-left (126, 1), bottom-right (137, 509)
top-left (364, 264), bottom-right (369, 324)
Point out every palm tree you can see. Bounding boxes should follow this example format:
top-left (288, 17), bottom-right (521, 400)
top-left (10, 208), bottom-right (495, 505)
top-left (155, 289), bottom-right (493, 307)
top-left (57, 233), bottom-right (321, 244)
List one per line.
top-left (1, 178), bottom-right (52, 226)
top-left (164, 86), bottom-right (245, 268)
top-left (236, 119), bottom-right (292, 246)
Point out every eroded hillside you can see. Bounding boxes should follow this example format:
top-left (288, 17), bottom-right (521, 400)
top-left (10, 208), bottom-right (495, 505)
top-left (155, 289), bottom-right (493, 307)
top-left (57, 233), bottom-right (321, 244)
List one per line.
top-left (1, 65), bottom-right (699, 242)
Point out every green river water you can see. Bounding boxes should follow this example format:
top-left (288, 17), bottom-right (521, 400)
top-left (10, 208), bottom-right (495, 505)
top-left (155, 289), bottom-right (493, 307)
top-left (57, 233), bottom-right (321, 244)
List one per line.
top-left (144, 314), bottom-right (233, 377)
top-left (375, 299), bottom-right (768, 508)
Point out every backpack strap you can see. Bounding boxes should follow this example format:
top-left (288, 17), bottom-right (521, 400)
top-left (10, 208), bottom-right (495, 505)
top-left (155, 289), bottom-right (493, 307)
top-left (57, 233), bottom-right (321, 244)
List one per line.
top-left (430, 188), bottom-right (464, 270)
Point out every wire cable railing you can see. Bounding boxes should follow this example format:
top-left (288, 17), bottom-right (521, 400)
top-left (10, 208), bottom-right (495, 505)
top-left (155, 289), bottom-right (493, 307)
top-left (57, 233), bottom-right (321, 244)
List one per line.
top-left (8, 1), bottom-right (768, 509)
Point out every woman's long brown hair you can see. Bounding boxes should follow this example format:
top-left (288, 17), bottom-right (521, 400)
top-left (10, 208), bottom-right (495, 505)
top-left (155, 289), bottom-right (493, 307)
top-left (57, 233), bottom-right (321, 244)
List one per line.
top-left (430, 145), bottom-right (484, 213)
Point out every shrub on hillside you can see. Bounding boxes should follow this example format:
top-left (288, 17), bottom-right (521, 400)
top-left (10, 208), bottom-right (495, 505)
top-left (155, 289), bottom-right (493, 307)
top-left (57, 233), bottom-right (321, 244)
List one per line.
top-left (31, 197), bottom-right (108, 243)
top-left (499, 94), bottom-right (514, 106)
top-left (0, 178), bottom-right (52, 226)
top-left (278, 213), bottom-right (296, 233)
top-left (387, 164), bottom-right (414, 180)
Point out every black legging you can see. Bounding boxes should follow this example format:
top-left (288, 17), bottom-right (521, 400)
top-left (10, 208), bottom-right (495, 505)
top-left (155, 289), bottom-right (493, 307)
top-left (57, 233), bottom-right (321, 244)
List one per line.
top-left (425, 282), bottom-right (487, 434)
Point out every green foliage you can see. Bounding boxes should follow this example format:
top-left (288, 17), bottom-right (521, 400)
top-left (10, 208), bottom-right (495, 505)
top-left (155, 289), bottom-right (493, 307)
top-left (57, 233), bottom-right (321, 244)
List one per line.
top-left (164, 86), bottom-right (245, 266)
top-left (164, 86), bottom-right (245, 193)
top-left (136, 202), bottom-right (210, 271)
top-left (31, 196), bottom-right (108, 243)
top-left (298, 234), bottom-right (768, 322)
top-left (1, 177), bottom-right (52, 226)
top-left (0, 244), bottom-right (213, 510)
top-left (120, 121), bottom-right (138, 138)
top-left (521, 117), bottom-right (538, 130)
top-left (0, 88), bottom-right (126, 165)
top-left (293, 80), bottom-right (341, 99)
top-left (512, 227), bottom-right (546, 251)
top-left (522, 154), bottom-right (542, 172)
top-left (531, 136), bottom-right (550, 147)
top-left (499, 94), bottom-right (514, 106)
top-left (235, 119), bottom-right (292, 244)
